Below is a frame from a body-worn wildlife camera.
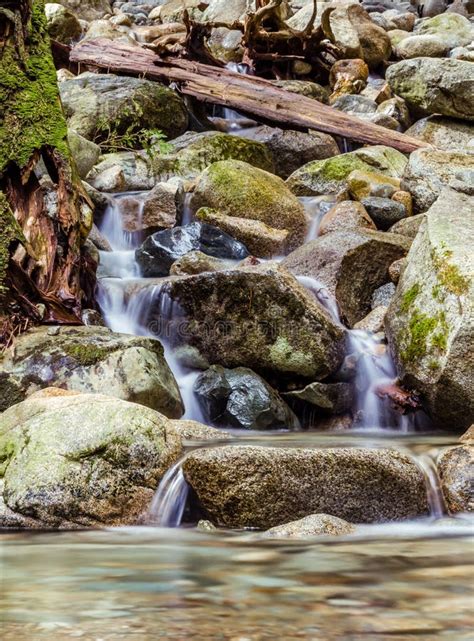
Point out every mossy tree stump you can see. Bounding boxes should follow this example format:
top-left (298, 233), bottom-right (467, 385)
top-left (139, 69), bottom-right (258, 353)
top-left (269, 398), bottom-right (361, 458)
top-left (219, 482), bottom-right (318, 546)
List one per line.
top-left (0, 0), bottom-right (94, 345)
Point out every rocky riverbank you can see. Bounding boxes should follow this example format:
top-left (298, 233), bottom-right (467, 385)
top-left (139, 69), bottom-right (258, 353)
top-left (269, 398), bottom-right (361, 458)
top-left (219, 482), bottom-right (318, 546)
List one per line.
top-left (0, 0), bottom-right (473, 534)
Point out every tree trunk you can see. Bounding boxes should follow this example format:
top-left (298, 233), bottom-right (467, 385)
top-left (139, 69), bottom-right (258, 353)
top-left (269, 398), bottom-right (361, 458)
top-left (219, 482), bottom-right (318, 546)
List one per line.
top-left (0, 0), bottom-right (94, 346)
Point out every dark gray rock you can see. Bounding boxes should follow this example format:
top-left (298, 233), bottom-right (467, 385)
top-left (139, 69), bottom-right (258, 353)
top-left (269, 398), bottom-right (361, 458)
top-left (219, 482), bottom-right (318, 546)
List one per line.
top-left (135, 222), bottom-right (249, 277)
top-left (361, 196), bottom-right (407, 230)
top-left (194, 365), bottom-right (300, 430)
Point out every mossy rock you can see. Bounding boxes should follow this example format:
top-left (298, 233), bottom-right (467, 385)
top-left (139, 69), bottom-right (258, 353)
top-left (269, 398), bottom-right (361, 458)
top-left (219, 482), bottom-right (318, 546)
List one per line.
top-left (0, 325), bottom-right (183, 417)
top-left (183, 445), bottom-right (429, 528)
top-left (148, 263), bottom-right (346, 380)
top-left (0, 391), bottom-right (221, 528)
top-left (413, 13), bottom-right (474, 49)
top-left (59, 72), bottom-right (189, 143)
top-left (286, 146), bottom-right (408, 196)
top-left (386, 188), bottom-right (474, 431)
top-left (192, 159), bottom-right (308, 250)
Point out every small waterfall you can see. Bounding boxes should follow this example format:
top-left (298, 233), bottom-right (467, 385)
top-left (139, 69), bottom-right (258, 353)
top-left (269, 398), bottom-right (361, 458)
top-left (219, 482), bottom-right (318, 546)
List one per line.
top-left (415, 453), bottom-right (446, 519)
top-left (99, 192), bottom-right (146, 251)
top-left (148, 462), bottom-right (189, 527)
top-left (180, 192), bottom-right (194, 226)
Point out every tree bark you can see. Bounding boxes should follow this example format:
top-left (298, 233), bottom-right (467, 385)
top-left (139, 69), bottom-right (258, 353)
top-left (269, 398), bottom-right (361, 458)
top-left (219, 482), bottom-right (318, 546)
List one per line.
top-left (0, 0), bottom-right (94, 346)
top-left (70, 38), bottom-right (428, 154)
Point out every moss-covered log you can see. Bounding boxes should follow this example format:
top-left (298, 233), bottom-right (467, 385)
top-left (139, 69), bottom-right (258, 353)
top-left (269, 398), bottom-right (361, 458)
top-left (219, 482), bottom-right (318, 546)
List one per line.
top-left (0, 0), bottom-right (94, 345)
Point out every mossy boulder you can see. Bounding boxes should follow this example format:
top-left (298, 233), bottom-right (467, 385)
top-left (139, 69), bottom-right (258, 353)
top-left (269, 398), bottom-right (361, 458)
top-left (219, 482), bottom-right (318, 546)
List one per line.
top-left (386, 188), bottom-right (474, 431)
top-left (438, 445), bottom-right (474, 514)
top-left (401, 148), bottom-right (474, 213)
top-left (0, 390), bottom-right (220, 529)
top-left (286, 146), bottom-right (408, 196)
top-left (153, 264), bottom-right (346, 380)
top-left (182, 445), bottom-right (429, 528)
top-left (282, 229), bottom-right (410, 326)
top-left (192, 160), bottom-right (308, 251)
top-left (152, 131), bottom-right (275, 180)
top-left (386, 58), bottom-right (474, 120)
top-left (59, 72), bottom-right (188, 143)
top-left (0, 326), bottom-right (183, 418)
top-left (413, 13), bottom-right (474, 49)
top-left (45, 3), bottom-right (82, 44)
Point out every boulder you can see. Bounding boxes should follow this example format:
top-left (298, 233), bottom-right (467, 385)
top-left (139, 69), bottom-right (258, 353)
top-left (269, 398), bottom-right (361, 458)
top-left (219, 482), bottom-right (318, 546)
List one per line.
top-left (270, 79), bottom-right (330, 103)
top-left (386, 58), bottom-right (474, 121)
top-left (327, 3), bottom-right (392, 67)
top-left (45, 3), bottom-right (82, 43)
top-left (401, 148), bottom-right (474, 213)
top-left (81, 19), bottom-right (137, 44)
top-left (196, 208), bottom-right (289, 258)
top-left (182, 445), bottom-right (429, 528)
top-left (239, 126), bottom-right (339, 178)
top-left (376, 97), bottom-right (411, 130)
top-left (348, 169), bottom-right (400, 200)
top-left (170, 251), bottom-right (235, 276)
top-left (413, 13), bottom-right (474, 49)
top-left (55, 0), bottom-right (112, 21)
top-left (192, 160), bottom-right (308, 251)
top-left (283, 381), bottom-right (353, 415)
top-left (67, 130), bottom-right (100, 179)
top-left (438, 445), bottom-right (473, 513)
top-left (153, 131), bottom-right (275, 180)
top-left (282, 229), bottom-right (410, 326)
top-left (86, 151), bottom-right (155, 192)
top-left (0, 326), bottom-right (183, 418)
top-left (135, 222), bottom-right (249, 277)
top-left (385, 188), bottom-right (474, 431)
top-left (59, 72), bottom-right (188, 143)
top-left (262, 514), bottom-right (356, 539)
top-left (319, 201), bottom-right (376, 236)
top-left (389, 213), bottom-right (425, 239)
top-left (361, 196), bottom-right (407, 230)
top-left (395, 34), bottom-right (450, 59)
top-left (136, 182), bottom-right (179, 233)
top-left (0, 391), bottom-right (220, 528)
top-left (193, 365), bottom-right (300, 430)
top-left (286, 146), bottom-right (408, 196)
top-left (158, 264), bottom-right (346, 379)
top-left (405, 116), bottom-right (474, 154)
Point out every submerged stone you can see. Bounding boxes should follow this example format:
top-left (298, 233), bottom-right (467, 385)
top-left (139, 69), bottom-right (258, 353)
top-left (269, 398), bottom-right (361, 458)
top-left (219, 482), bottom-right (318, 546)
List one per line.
top-left (262, 514), bottom-right (356, 539)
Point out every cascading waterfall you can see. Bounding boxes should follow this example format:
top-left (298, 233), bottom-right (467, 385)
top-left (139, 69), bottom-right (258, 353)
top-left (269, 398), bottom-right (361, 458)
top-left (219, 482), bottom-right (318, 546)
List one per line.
top-left (148, 461), bottom-right (190, 527)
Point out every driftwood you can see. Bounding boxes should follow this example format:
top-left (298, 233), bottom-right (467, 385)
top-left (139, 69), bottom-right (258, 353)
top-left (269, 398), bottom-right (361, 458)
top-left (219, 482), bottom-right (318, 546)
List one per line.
top-left (70, 38), bottom-right (427, 153)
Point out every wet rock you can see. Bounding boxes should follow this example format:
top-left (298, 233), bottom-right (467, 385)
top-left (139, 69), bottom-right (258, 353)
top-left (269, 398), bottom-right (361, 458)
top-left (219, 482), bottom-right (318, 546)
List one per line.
top-left (413, 13), bottom-right (474, 49)
top-left (361, 196), bottom-right (407, 230)
top-left (386, 58), bottom-right (474, 121)
top-left (196, 208), bottom-right (289, 258)
top-left (262, 514), bottom-right (356, 539)
top-left (283, 381), bottom-right (353, 415)
top-left (170, 251), bottom-right (234, 276)
top-left (182, 445), bottom-right (429, 528)
top-left (239, 126), bottom-right (339, 179)
top-left (348, 169), bottom-right (400, 200)
top-left (0, 326), bottom-right (183, 417)
top-left (86, 151), bottom-right (155, 192)
top-left (60, 72), bottom-right (188, 143)
top-left (0, 391), bottom-right (220, 528)
top-left (372, 282), bottom-right (396, 308)
top-left (386, 188), bottom-right (474, 431)
top-left (287, 146), bottom-right (407, 196)
top-left (194, 365), bottom-right (300, 431)
top-left (135, 222), bottom-right (249, 277)
top-left (319, 201), bottom-right (376, 236)
top-left (55, 0), bottom-right (112, 21)
top-left (45, 3), bottom-right (82, 43)
top-left (395, 34), bottom-right (450, 59)
top-left (153, 131), bottom-right (274, 180)
top-left (438, 445), bottom-right (473, 513)
top-left (134, 182), bottom-right (179, 233)
top-left (389, 213), bottom-right (425, 239)
top-left (160, 264), bottom-right (346, 380)
top-left (327, 3), bottom-right (392, 67)
top-left (353, 305), bottom-right (387, 333)
top-left (81, 309), bottom-right (106, 327)
top-left (405, 116), bottom-right (474, 154)
top-left (67, 130), bottom-right (100, 179)
top-left (282, 229), bottom-right (410, 326)
top-left (401, 149), bottom-right (474, 213)
top-left (193, 160), bottom-right (308, 251)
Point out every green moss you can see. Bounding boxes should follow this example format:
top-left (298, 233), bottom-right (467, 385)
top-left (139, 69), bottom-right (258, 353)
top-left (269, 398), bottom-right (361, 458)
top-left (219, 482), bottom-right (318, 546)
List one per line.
top-left (62, 344), bottom-right (114, 367)
top-left (402, 310), bottom-right (438, 362)
top-left (0, 1), bottom-right (69, 172)
top-left (319, 155), bottom-right (368, 182)
top-left (400, 283), bottom-right (420, 313)
top-left (431, 247), bottom-right (469, 296)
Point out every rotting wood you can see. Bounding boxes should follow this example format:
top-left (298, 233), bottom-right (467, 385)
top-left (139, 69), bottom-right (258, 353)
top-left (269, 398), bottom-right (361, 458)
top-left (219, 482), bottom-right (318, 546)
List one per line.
top-left (70, 38), bottom-right (428, 153)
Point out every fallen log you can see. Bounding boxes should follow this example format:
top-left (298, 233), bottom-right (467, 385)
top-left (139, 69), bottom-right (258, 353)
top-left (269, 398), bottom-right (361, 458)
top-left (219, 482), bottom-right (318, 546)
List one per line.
top-left (70, 39), bottom-right (428, 153)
